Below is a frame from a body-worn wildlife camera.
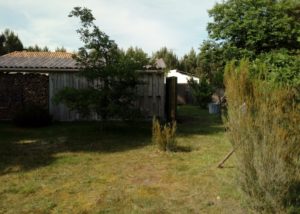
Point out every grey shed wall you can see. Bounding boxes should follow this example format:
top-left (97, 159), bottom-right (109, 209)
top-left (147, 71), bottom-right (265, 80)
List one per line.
top-left (49, 71), bottom-right (165, 121)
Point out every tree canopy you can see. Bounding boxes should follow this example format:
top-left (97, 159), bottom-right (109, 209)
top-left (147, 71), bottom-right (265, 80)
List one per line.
top-left (207, 0), bottom-right (300, 54)
top-left (124, 46), bottom-right (149, 69)
top-left (26, 45), bottom-right (50, 52)
top-left (55, 46), bottom-right (67, 52)
top-left (198, 0), bottom-right (300, 88)
top-left (0, 29), bottom-right (23, 55)
top-left (55, 7), bottom-right (141, 120)
top-left (179, 48), bottom-right (198, 75)
top-left (151, 47), bottom-right (179, 70)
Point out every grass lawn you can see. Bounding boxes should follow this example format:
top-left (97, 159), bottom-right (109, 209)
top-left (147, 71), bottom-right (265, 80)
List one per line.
top-left (0, 105), bottom-right (244, 213)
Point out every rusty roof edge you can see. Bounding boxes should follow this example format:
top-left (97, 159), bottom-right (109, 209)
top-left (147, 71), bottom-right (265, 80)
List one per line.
top-left (0, 67), bottom-right (80, 73)
top-left (0, 68), bottom-right (164, 74)
top-left (137, 70), bottom-right (165, 73)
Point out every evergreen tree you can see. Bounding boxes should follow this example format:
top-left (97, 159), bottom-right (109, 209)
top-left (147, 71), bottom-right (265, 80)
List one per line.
top-left (152, 47), bottom-right (179, 70)
top-left (125, 46), bottom-right (149, 68)
top-left (26, 45), bottom-right (50, 52)
top-left (179, 48), bottom-right (198, 74)
top-left (0, 29), bottom-right (23, 55)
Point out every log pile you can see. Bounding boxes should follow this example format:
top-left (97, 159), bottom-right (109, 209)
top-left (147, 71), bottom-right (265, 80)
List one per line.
top-left (0, 73), bottom-right (49, 120)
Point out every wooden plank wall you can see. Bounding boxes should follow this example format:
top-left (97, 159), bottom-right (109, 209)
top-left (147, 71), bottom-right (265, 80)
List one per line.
top-left (49, 73), bottom-right (93, 121)
top-left (49, 71), bottom-right (165, 121)
top-left (136, 71), bottom-right (165, 120)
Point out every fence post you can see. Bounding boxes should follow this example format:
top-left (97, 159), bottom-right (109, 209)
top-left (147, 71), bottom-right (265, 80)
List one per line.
top-left (165, 77), bottom-right (177, 122)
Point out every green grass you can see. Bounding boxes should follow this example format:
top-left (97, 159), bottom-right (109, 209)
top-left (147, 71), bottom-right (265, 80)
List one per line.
top-left (0, 105), bottom-right (244, 213)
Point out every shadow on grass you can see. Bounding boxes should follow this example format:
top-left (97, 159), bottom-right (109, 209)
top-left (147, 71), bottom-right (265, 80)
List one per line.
top-left (177, 105), bottom-right (225, 136)
top-left (174, 145), bottom-right (192, 153)
top-left (0, 105), bottom-right (225, 175)
top-left (284, 181), bottom-right (300, 213)
top-left (0, 121), bottom-right (152, 175)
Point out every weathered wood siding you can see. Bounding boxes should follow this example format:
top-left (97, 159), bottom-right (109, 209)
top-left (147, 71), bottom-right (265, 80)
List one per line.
top-left (49, 71), bottom-right (165, 121)
top-left (136, 71), bottom-right (165, 120)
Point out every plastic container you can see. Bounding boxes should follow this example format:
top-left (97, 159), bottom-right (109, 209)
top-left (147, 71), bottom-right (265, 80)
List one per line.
top-left (208, 103), bottom-right (220, 114)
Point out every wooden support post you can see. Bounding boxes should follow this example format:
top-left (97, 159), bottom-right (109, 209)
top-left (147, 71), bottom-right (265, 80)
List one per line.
top-left (217, 148), bottom-right (235, 168)
top-left (165, 77), bottom-right (177, 122)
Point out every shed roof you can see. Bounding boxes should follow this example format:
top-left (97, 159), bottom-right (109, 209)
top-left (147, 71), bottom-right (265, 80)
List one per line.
top-left (0, 51), bottom-right (79, 72)
top-left (0, 51), bottom-right (164, 74)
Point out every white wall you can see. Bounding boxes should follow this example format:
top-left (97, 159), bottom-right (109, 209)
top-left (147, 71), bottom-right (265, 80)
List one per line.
top-left (167, 69), bottom-right (199, 84)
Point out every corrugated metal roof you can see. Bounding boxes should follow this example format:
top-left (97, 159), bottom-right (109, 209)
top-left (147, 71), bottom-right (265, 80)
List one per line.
top-left (0, 51), bottom-right (79, 72)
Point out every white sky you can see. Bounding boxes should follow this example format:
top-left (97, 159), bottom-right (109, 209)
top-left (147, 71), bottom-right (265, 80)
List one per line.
top-left (0, 0), bottom-right (220, 57)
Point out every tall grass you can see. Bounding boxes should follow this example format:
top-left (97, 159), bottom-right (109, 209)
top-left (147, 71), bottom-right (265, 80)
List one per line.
top-left (152, 118), bottom-right (177, 152)
top-left (224, 60), bottom-right (300, 213)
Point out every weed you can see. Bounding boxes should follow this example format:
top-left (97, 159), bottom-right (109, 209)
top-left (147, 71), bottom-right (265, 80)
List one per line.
top-left (152, 118), bottom-right (177, 152)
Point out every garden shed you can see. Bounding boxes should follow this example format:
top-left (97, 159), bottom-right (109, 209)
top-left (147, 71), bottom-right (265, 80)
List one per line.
top-left (0, 51), bottom-right (165, 121)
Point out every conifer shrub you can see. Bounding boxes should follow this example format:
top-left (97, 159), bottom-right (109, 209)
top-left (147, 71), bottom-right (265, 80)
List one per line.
top-left (188, 78), bottom-right (213, 109)
top-left (224, 60), bottom-right (300, 213)
top-left (152, 118), bottom-right (177, 152)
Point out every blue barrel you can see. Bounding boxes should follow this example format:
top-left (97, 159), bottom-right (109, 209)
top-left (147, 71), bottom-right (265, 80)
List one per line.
top-left (208, 103), bottom-right (220, 114)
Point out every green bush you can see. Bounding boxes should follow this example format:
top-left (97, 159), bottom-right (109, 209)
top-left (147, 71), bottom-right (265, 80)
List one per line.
top-left (152, 118), bottom-right (177, 152)
top-left (251, 50), bottom-right (300, 87)
top-left (224, 60), bottom-right (300, 213)
top-left (188, 77), bottom-right (213, 108)
top-left (13, 105), bottom-right (52, 127)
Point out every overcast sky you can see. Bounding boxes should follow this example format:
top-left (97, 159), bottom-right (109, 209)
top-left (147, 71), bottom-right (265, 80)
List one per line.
top-left (0, 0), bottom-right (219, 57)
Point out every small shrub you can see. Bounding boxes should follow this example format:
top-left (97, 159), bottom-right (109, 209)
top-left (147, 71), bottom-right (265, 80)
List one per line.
top-left (152, 118), bottom-right (177, 152)
top-left (13, 105), bottom-right (52, 127)
top-left (188, 77), bottom-right (213, 108)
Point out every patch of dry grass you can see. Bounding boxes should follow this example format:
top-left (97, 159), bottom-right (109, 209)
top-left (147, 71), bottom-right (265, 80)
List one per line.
top-left (0, 106), bottom-right (244, 213)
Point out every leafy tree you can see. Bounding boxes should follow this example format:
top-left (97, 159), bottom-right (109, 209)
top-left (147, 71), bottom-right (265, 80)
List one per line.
top-left (200, 0), bottom-right (300, 88)
top-left (151, 47), bottom-right (179, 70)
top-left (0, 29), bottom-right (23, 55)
top-left (54, 7), bottom-right (141, 120)
top-left (197, 41), bottom-right (251, 86)
top-left (251, 49), bottom-right (300, 86)
top-left (207, 0), bottom-right (300, 54)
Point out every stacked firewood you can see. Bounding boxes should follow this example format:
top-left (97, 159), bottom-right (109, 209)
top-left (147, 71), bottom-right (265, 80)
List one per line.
top-left (0, 73), bottom-right (49, 120)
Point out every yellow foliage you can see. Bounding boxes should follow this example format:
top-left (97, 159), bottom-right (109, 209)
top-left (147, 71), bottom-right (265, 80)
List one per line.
top-left (152, 118), bottom-right (177, 152)
top-left (224, 59), bottom-right (300, 213)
